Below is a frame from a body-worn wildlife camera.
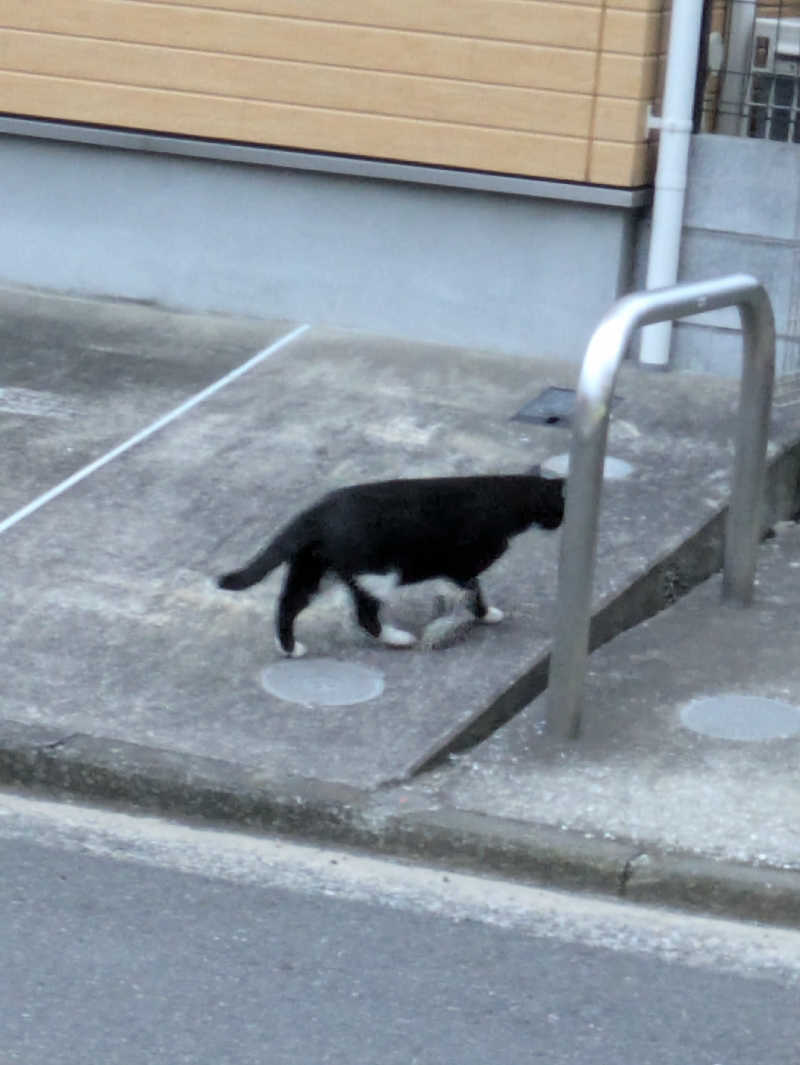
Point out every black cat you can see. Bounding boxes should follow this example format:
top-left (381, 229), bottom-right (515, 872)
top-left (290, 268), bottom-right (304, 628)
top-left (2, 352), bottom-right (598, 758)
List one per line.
top-left (218, 471), bottom-right (565, 656)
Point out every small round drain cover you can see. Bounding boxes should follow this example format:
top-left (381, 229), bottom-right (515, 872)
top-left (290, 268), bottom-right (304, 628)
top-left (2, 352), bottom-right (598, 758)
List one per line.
top-left (680, 694), bottom-right (800, 741)
top-left (542, 453), bottom-right (634, 481)
top-left (261, 658), bottom-right (385, 707)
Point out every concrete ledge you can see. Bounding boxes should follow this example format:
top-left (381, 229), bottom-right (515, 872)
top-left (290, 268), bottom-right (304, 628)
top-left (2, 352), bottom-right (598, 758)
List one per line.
top-left (0, 115), bottom-right (652, 209)
top-left (621, 851), bottom-right (800, 926)
top-left (1, 717), bottom-right (798, 928)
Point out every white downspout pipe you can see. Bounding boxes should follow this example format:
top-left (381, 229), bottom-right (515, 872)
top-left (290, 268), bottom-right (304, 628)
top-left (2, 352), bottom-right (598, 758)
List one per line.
top-left (639, 0), bottom-right (706, 367)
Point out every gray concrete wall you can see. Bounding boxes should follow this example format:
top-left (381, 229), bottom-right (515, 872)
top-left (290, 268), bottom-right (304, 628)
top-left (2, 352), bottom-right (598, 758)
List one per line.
top-left (636, 133), bottom-right (800, 376)
top-left (0, 132), bottom-right (637, 361)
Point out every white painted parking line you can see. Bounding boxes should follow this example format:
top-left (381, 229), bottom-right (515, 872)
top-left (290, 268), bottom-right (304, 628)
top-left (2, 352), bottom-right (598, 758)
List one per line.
top-left (0, 322), bottom-right (310, 536)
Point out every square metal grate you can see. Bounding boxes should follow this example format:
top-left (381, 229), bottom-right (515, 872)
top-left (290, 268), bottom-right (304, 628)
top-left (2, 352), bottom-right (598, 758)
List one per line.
top-left (745, 72), bottom-right (800, 141)
top-left (512, 387), bottom-right (576, 426)
top-left (512, 387), bottom-right (622, 428)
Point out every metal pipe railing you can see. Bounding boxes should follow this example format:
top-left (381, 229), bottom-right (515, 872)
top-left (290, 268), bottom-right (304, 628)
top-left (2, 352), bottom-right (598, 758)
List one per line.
top-left (546, 275), bottom-right (775, 740)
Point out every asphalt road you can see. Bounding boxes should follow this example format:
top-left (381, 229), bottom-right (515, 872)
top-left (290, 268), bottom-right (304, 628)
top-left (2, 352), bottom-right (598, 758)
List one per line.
top-left (1, 791), bottom-right (798, 1065)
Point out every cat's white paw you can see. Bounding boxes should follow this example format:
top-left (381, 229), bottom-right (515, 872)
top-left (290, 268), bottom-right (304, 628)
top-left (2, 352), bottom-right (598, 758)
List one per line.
top-left (276, 637), bottom-right (307, 658)
top-left (480, 606), bottom-right (504, 624)
top-left (379, 624), bottom-right (417, 648)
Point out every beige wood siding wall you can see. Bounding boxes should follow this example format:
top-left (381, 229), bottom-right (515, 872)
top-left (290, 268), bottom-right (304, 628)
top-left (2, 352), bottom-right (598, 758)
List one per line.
top-left (0, 0), bottom-right (666, 187)
top-left (757, 2), bottom-right (800, 16)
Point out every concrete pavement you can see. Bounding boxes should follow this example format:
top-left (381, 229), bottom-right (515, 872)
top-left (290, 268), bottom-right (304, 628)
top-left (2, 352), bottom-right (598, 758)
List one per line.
top-left (1, 283), bottom-right (799, 925)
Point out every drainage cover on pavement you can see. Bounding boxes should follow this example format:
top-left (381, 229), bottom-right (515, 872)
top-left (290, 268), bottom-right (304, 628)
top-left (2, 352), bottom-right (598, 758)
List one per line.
top-left (512, 387), bottom-right (622, 427)
top-left (261, 658), bottom-right (385, 707)
top-left (680, 694), bottom-right (800, 741)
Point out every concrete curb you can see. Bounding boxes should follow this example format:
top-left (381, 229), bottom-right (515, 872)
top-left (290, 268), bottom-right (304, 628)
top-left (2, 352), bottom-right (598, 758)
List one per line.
top-left (2, 718), bottom-right (798, 929)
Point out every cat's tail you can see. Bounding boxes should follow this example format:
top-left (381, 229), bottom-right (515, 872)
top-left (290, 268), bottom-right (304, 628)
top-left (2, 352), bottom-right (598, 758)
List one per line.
top-left (217, 526), bottom-right (298, 591)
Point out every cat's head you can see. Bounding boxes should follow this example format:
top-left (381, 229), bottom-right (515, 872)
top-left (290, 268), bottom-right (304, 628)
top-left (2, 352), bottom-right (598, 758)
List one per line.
top-left (527, 464), bottom-right (566, 529)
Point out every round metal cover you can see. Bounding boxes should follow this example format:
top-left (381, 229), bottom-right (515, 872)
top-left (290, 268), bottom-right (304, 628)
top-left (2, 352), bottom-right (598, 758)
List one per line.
top-left (542, 453), bottom-right (634, 480)
top-left (261, 658), bottom-right (385, 707)
top-left (679, 694), bottom-right (800, 741)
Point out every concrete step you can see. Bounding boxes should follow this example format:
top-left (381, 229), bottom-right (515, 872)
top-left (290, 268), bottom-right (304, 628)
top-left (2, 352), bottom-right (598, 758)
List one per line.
top-left (417, 519), bottom-right (800, 896)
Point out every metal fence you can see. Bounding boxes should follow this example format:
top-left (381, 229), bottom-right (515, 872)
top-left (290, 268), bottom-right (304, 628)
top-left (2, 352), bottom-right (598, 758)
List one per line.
top-left (701, 0), bottom-right (800, 139)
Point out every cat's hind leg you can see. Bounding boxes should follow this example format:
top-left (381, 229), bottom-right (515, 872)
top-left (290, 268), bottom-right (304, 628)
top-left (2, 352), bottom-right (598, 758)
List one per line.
top-left (276, 554), bottom-right (325, 657)
top-left (462, 577), bottom-right (504, 624)
top-left (348, 579), bottom-right (416, 649)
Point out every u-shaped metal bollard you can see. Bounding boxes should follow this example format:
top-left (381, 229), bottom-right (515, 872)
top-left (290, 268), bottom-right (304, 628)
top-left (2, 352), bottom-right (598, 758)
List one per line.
top-left (546, 275), bottom-right (775, 740)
